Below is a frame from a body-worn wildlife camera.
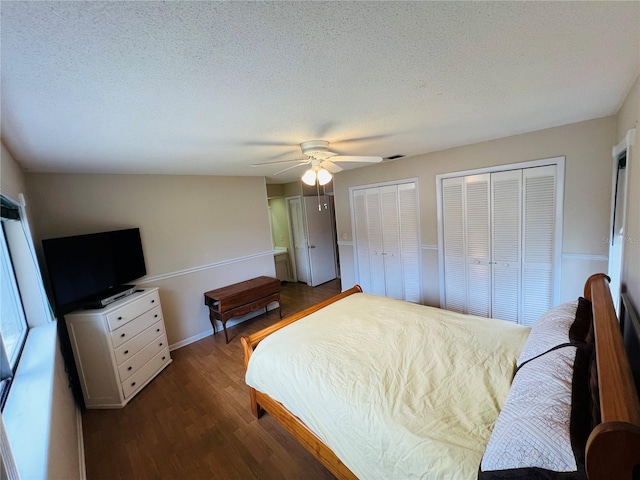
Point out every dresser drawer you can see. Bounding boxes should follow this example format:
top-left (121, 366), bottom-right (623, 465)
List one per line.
top-left (121, 347), bottom-right (171, 399)
top-left (114, 320), bottom-right (166, 366)
top-left (110, 306), bottom-right (163, 348)
top-left (118, 334), bottom-right (168, 381)
top-left (106, 291), bottom-right (160, 331)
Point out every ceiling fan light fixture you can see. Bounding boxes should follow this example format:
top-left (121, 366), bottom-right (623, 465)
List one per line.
top-left (302, 168), bottom-right (317, 186)
top-left (317, 168), bottom-right (332, 185)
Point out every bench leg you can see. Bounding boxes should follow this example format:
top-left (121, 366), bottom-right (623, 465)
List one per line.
top-left (208, 308), bottom-right (217, 334)
top-left (223, 322), bottom-right (230, 344)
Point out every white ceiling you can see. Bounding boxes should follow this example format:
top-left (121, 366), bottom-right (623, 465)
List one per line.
top-left (1, 1), bottom-right (639, 183)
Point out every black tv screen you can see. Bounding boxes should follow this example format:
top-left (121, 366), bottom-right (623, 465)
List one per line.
top-left (42, 228), bottom-right (146, 308)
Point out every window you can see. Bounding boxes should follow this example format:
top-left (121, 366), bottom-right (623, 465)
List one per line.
top-left (0, 196), bottom-right (29, 407)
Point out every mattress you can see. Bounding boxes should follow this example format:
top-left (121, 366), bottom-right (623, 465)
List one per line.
top-left (245, 293), bottom-right (530, 479)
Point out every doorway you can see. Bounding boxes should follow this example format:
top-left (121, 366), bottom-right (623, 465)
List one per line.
top-left (287, 195), bottom-right (338, 287)
top-left (608, 129), bottom-right (635, 314)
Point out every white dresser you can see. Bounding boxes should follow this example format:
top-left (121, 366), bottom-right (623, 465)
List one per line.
top-left (65, 287), bottom-right (172, 408)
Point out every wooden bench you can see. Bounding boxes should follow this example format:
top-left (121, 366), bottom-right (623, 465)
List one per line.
top-left (204, 276), bottom-right (282, 343)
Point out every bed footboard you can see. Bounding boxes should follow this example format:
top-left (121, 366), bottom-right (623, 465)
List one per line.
top-left (240, 285), bottom-right (363, 418)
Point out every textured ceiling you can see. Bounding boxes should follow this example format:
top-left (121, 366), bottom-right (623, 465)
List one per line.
top-left (1, 1), bottom-right (639, 183)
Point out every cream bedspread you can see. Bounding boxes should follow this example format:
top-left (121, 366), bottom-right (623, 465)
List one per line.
top-left (245, 293), bottom-right (530, 479)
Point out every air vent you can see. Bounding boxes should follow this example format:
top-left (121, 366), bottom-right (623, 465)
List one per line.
top-left (384, 155), bottom-right (405, 161)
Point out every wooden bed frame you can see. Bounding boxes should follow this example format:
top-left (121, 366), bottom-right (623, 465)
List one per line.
top-left (241, 275), bottom-right (640, 480)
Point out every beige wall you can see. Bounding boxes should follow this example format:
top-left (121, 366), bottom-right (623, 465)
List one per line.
top-left (25, 173), bottom-right (275, 346)
top-left (0, 143), bottom-right (82, 479)
top-left (616, 75), bottom-right (640, 311)
top-left (334, 116), bottom-right (616, 305)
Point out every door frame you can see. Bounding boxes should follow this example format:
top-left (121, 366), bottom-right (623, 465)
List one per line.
top-left (286, 195), bottom-right (308, 284)
top-left (348, 177), bottom-right (422, 302)
top-left (435, 156), bottom-right (565, 309)
top-left (609, 128), bottom-right (636, 314)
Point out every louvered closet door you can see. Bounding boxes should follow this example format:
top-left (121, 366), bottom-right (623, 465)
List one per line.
top-left (366, 188), bottom-right (386, 296)
top-left (464, 175), bottom-right (492, 317)
top-left (398, 183), bottom-right (421, 302)
top-left (522, 165), bottom-right (556, 326)
top-left (442, 177), bottom-right (467, 313)
top-left (353, 189), bottom-right (372, 293)
top-left (441, 164), bottom-right (558, 325)
top-left (353, 182), bottom-right (421, 302)
top-left (491, 170), bottom-right (522, 323)
top-left (381, 185), bottom-right (404, 300)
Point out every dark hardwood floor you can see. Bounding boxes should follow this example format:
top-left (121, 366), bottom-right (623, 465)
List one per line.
top-left (82, 279), bottom-right (341, 480)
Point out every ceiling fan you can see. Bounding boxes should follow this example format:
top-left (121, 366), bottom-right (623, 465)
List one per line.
top-left (251, 140), bottom-right (383, 185)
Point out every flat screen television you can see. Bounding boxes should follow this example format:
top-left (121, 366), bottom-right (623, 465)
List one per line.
top-left (42, 228), bottom-right (146, 310)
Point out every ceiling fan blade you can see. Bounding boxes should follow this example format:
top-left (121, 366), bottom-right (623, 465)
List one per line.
top-left (243, 140), bottom-right (295, 147)
top-left (332, 134), bottom-right (392, 145)
top-left (274, 163), bottom-right (308, 176)
top-left (331, 155), bottom-right (383, 163)
top-left (251, 157), bottom-right (307, 167)
top-left (321, 160), bottom-right (343, 173)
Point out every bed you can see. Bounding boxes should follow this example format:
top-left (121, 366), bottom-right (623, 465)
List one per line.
top-left (241, 274), bottom-right (640, 479)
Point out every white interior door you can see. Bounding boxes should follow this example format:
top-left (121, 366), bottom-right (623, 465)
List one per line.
top-left (398, 183), bottom-right (421, 303)
top-left (491, 169), bottom-right (522, 323)
top-left (303, 196), bottom-right (337, 287)
top-left (521, 165), bottom-right (557, 326)
top-left (352, 181), bottom-right (421, 302)
top-left (442, 177), bottom-right (467, 313)
top-left (365, 188), bottom-right (386, 296)
top-left (353, 189), bottom-right (372, 293)
top-left (381, 185), bottom-right (403, 300)
top-left (440, 162), bottom-right (560, 325)
top-left (287, 197), bottom-right (309, 284)
top-left (464, 174), bottom-right (491, 317)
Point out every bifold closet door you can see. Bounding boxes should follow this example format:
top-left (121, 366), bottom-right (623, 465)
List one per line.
top-left (442, 177), bottom-right (467, 313)
top-left (398, 183), bottom-right (420, 302)
top-left (441, 165), bottom-right (557, 325)
top-left (353, 182), bottom-right (420, 302)
top-left (442, 173), bottom-right (493, 317)
top-left (491, 170), bottom-right (522, 323)
top-left (521, 165), bottom-right (557, 326)
top-left (464, 174), bottom-right (491, 317)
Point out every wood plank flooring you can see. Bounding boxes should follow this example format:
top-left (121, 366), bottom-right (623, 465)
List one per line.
top-left (82, 279), bottom-right (341, 480)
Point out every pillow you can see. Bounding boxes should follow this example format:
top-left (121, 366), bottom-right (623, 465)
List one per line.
top-left (517, 298), bottom-right (592, 367)
top-left (479, 343), bottom-right (592, 480)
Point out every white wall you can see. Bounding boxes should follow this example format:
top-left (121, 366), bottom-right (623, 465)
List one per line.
top-left (24, 173), bottom-right (275, 347)
top-left (616, 75), bottom-right (640, 311)
top-left (334, 116), bottom-right (616, 305)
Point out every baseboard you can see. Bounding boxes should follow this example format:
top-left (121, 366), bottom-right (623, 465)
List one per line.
top-left (169, 329), bottom-right (214, 351)
top-left (169, 303), bottom-right (280, 351)
top-left (76, 407), bottom-right (87, 480)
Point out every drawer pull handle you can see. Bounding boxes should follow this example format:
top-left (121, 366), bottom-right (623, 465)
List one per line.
top-left (162, 356), bottom-right (166, 360)
top-left (127, 366), bottom-right (132, 371)
top-left (159, 342), bottom-right (163, 346)
top-left (118, 316), bottom-right (123, 320)
top-left (131, 382), bottom-right (136, 387)
top-left (124, 350), bottom-right (129, 355)
top-left (120, 333), bottom-right (126, 338)
top-left (151, 300), bottom-right (155, 304)
top-left (154, 314), bottom-right (158, 318)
